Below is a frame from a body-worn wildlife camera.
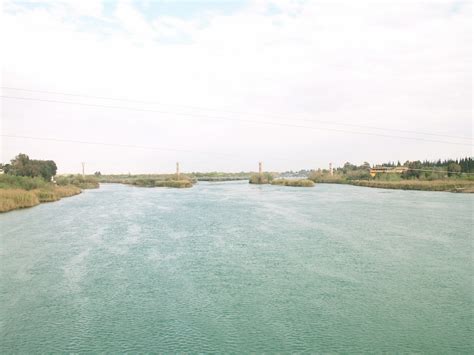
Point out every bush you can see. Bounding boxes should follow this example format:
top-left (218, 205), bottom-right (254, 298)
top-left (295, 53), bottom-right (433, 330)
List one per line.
top-left (0, 174), bottom-right (48, 190)
top-left (56, 175), bottom-right (99, 189)
top-left (249, 173), bottom-right (274, 184)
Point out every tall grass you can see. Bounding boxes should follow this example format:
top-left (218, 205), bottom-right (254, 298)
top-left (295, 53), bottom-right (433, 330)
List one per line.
top-left (350, 179), bottom-right (474, 192)
top-left (0, 175), bottom-right (84, 212)
top-left (0, 189), bottom-right (40, 212)
top-left (0, 174), bottom-right (48, 190)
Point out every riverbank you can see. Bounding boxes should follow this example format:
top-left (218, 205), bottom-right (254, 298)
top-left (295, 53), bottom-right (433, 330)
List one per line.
top-left (313, 177), bottom-right (474, 193)
top-left (0, 185), bottom-right (82, 212)
top-left (0, 175), bottom-right (99, 212)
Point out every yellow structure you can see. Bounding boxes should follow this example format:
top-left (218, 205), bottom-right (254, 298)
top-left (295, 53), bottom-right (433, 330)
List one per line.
top-left (370, 166), bottom-right (408, 177)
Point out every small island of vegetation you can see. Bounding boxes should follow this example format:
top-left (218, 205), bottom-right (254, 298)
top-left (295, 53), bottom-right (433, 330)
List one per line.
top-left (97, 174), bottom-right (194, 188)
top-left (271, 179), bottom-right (315, 187)
top-left (249, 173), bottom-right (314, 187)
top-left (249, 172), bottom-right (275, 184)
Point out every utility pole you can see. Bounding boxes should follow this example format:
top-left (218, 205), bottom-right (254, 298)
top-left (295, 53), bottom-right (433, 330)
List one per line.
top-left (176, 162), bottom-right (180, 180)
top-left (329, 162), bottom-right (333, 176)
top-left (81, 162), bottom-right (85, 178)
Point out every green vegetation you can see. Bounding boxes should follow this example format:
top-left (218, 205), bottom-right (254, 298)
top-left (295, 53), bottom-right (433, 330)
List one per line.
top-left (0, 175), bottom-right (82, 212)
top-left (99, 172), bottom-right (252, 184)
top-left (308, 157), bottom-right (474, 192)
top-left (190, 172), bottom-right (251, 181)
top-left (271, 179), bottom-right (315, 187)
top-left (350, 179), bottom-right (474, 193)
top-left (0, 154), bottom-right (98, 212)
top-left (128, 178), bottom-right (193, 188)
top-left (250, 174), bottom-right (315, 187)
top-left (56, 175), bottom-right (99, 189)
top-left (1, 153), bottom-right (57, 181)
top-left (249, 173), bottom-right (274, 184)
top-left (98, 174), bottom-right (194, 188)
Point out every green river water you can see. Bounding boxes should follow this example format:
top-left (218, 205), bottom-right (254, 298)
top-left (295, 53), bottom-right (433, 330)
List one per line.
top-left (0, 182), bottom-right (472, 352)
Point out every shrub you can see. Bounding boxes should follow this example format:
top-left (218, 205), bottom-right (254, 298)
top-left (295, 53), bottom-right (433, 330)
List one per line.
top-left (249, 173), bottom-right (274, 184)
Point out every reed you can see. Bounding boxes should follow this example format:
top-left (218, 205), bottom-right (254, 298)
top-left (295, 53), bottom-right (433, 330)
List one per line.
top-left (271, 179), bottom-right (315, 187)
top-left (0, 189), bottom-right (40, 212)
top-left (0, 175), bottom-right (85, 212)
top-left (350, 179), bottom-right (474, 192)
top-left (128, 178), bottom-right (193, 188)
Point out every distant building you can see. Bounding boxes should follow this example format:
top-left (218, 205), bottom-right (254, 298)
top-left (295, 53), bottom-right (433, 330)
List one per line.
top-left (370, 166), bottom-right (408, 177)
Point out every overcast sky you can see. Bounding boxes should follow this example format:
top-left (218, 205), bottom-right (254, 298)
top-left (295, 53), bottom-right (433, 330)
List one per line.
top-left (1, 0), bottom-right (472, 174)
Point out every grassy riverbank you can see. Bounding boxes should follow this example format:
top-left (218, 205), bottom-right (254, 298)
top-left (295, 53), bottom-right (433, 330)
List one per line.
top-left (0, 175), bottom-right (97, 212)
top-left (311, 176), bottom-right (474, 193)
top-left (350, 179), bottom-right (474, 192)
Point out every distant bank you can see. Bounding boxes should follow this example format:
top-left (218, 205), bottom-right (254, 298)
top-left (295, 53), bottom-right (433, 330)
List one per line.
top-left (2, 154), bottom-right (473, 213)
top-left (313, 178), bottom-right (474, 193)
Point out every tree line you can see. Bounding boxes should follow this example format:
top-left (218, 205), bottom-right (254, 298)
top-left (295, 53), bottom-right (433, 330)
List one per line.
top-left (309, 157), bottom-right (473, 181)
top-left (1, 154), bottom-right (57, 181)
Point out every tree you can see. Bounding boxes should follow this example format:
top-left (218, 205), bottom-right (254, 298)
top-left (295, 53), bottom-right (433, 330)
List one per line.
top-left (447, 163), bottom-right (461, 177)
top-left (403, 161), bottom-right (422, 179)
top-left (38, 160), bottom-right (57, 181)
top-left (5, 154), bottom-right (57, 181)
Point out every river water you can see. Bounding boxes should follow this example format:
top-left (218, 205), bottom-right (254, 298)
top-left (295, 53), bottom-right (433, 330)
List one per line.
top-left (1, 182), bottom-right (472, 352)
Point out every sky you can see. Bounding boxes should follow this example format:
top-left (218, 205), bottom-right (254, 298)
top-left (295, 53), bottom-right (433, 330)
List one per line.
top-left (1, 0), bottom-right (472, 174)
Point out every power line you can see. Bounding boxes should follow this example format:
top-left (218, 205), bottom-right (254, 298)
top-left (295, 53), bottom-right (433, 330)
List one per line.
top-left (1, 86), bottom-right (471, 141)
top-left (1, 95), bottom-right (472, 147)
top-left (3, 134), bottom-right (473, 174)
top-left (369, 167), bottom-right (474, 175)
top-left (0, 134), bottom-right (289, 163)
top-left (0, 134), bottom-right (234, 158)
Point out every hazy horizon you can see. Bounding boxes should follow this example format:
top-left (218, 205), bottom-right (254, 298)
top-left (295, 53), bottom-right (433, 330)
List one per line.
top-left (1, 0), bottom-right (472, 174)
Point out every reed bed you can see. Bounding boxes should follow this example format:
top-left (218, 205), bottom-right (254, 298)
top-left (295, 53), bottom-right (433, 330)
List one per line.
top-left (271, 179), bottom-right (315, 187)
top-left (350, 179), bottom-right (474, 192)
top-left (128, 179), bottom-right (193, 188)
top-left (0, 189), bottom-right (40, 212)
top-left (0, 175), bottom-right (86, 212)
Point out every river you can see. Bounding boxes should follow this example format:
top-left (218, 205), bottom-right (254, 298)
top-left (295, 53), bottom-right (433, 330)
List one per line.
top-left (1, 182), bottom-right (472, 352)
